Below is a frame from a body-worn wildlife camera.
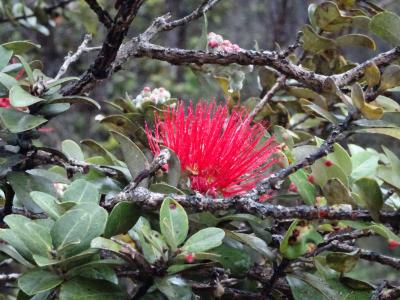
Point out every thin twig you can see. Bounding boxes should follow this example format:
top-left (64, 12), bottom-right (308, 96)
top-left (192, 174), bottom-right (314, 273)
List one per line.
top-left (50, 34), bottom-right (94, 82)
top-left (249, 75), bottom-right (286, 120)
top-left (326, 241), bottom-right (400, 269)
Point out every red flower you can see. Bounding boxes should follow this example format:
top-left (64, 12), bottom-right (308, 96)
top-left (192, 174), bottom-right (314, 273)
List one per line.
top-left (324, 160), bottom-right (333, 167)
top-left (146, 101), bottom-right (279, 197)
top-left (388, 239), bottom-right (400, 250)
top-left (0, 98), bottom-right (10, 108)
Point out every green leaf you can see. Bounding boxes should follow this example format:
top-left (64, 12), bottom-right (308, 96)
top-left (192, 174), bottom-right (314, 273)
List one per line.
top-left (104, 202), bottom-right (140, 238)
top-left (81, 139), bottom-right (119, 165)
top-left (129, 217), bottom-right (167, 263)
top-left (335, 34), bottom-right (376, 50)
top-left (4, 215), bottom-right (52, 257)
top-left (208, 244), bottom-right (252, 275)
top-left (300, 99), bottom-right (338, 124)
top-left (356, 127), bottom-right (400, 140)
top-left (326, 251), bottom-right (360, 273)
top-left (322, 178), bottom-right (355, 206)
top-left (0, 72), bottom-right (18, 89)
top-left (370, 11), bottom-right (400, 46)
top-left (1, 40), bottom-right (40, 54)
top-left (351, 83), bottom-right (383, 120)
top-left (66, 258), bottom-right (124, 279)
top-left (311, 158), bottom-right (349, 188)
top-left (313, 1), bottom-right (351, 32)
top-left (0, 108), bottom-right (47, 133)
top-left (111, 131), bottom-right (149, 186)
top-left (59, 278), bottom-right (124, 300)
top-left (0, 242), bottom-right (34, 267)
top-left (50, 96), bottom-right (100, 110)
top-left (353, 177), bottom-right (383, 222)
top-left (61, 140), bottom-right (85, 161)
top-left (351, 151), bottom-right (379, 180)
top-left (182, 228), bottom-right (224, 253)
top-left (302, 25), bottom-right (336, 54)
top-left (7, 171), bottom-right (57, 212)
top-left (287, 273), bottom-right (339, 300)
top-left (46, 77), bottom-right (79, 89)
top-left (160, 197), bottom-right (188, 251)
top-left (9, 85), bottom-right (44, 107)
top-left (51, 208), bottom-right (91, 253)
top-left (329, 143), bottom-right (352, 176)
top-left (287, 275), bottom-right (325, 300)
top-left (280, 220), bottom-right (323, 259)
top-left (62, 179), bottom-right (100, 204)
top-left (91, 237), bottom-right (122, 254)
top-left (149, 183), bottom-right (185, 195)
top-left (167, 263), bottom-right (204, 275)
top-left (30, 191), bottom-right (64, 219)
top-left (18, 269), bottom-right (62, 296)
top-left (0, 46), bottom-right (13, 70)
top-left (289, 169), bottom-right (316, 205)
top-left (15, 55), bottom-right (33, 83)
top-left (226, 231), bottom-right (274, 260)
top-left (155, 276), bottom-right (192, 300)
top-left (379, 65), bottom-right (400, 91)
top-left (364, 63), bottom-right (381, 88)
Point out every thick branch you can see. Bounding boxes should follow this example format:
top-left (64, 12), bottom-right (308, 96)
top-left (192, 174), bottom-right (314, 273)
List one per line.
top-left (109, 186), bottom-right (400, 223)
top-left (115, 43), bottom-right (400, 91)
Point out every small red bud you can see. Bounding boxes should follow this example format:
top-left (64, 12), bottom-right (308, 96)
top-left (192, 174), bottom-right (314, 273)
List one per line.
top-left (289, 182), bottom-right (298, 193)
top-left (208, 40), bottom-right (219, 48)
top-left (0, 97), bottom-right (10, 108)
top-left (184, 252), bottom-right (195, 263)
top-left (318, 210), bottom-right (328, 218)
top-left (307, 175), bottom-right (315, 184)
top-left (324, 160), bottom-right (333, 167)
top-left (388, 239), bottom-right (400, 250)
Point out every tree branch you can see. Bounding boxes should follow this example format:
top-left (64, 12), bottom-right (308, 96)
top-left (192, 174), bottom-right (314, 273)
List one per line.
top-left (84, 0), bottom-right (113, 28)
top-left (108, 186), bottom-right (400, 223)
top-left (115, 43), bottom-right (400, 92)
top-left (249, 75), bottom-right (286, 120)
top-left (49, 34), bottom-right (98, 83)
top-left (62, 0), bottom-right (146, 95)
top-left (324, 241), bottom-right (400, 269)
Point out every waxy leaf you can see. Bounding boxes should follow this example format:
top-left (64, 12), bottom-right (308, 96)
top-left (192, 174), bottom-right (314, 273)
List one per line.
top-left (370, 11), bottom-right (400, 46)
top-left (182, 228), bottom-right (224, 253)
top-left (18, 269), bottom-right (62, 296)
top-left (0, 108), bottom-right (47, 133)
top-left (9, 85), bottom-right (43, 107)
top-left (160, 197), bottom-right (188, 251)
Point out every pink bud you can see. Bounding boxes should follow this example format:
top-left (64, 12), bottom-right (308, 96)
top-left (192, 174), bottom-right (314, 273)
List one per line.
top-left (208, 40), bottom-right (219, 48)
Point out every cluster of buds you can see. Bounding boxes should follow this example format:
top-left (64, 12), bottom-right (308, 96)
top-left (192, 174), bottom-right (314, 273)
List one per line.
top-left (207, 32), bottom-right (241, 53)
top-left (133, 87), bottom-right (171, 109)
